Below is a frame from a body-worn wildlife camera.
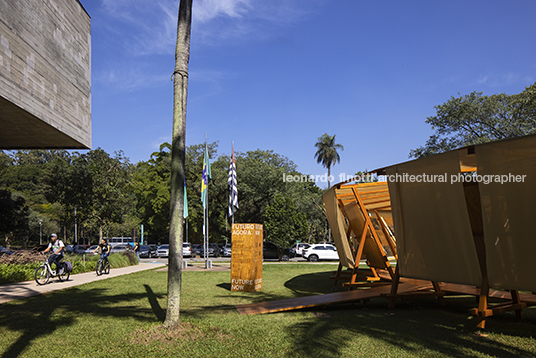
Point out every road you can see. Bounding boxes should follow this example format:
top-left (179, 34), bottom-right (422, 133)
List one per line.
top-left (141, 255), bottom-right (310, 265)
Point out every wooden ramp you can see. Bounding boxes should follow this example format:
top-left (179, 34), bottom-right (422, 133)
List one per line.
top-left (236, 280), bottom-right (433, 315)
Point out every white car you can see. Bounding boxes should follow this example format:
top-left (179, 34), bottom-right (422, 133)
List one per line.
top-left (223, 244), bottom-right (232, 257)
top-left (302, 244), bottom-right (339, 262)
top-left (183, 243), bottom-right (193, 258)
top-left (84, 245), bottom-right (99, 255)
top-left (156, 244), bottom-right (169, 258)
top-left (294, 243), bottom-right (310, 256)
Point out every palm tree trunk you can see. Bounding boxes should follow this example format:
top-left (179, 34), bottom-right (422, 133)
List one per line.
top-left (328, 166), bottom-right (331, 188)
top-left (163, 0), bottom-right (192, 329)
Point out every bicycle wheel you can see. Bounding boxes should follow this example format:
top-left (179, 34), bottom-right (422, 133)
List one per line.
top-left (96, 260), bottom-right (103, 276)
top-left (57, 263), bottom-right (70, 282)
top-left (104, 261), bottom-right (110, 274)
top-left (35, 265), bottom-right (50, 285)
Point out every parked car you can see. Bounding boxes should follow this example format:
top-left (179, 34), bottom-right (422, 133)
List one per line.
top-left (197, 243), bottom-right (220, 257)
top-left (302, 244), bottom-right (339, 262)
top-left (110, 244), bottom-right (130, 253)
top-left (192, 244), bottom-right (202, 256)
top-left (292, 243), bottom-right (310, 257)
top-left (183, 242), bottom-right (193, 258)
top-left (84, 245), bottom-right (99, 255)
top-left (263, 241), bottom-right (294, 261)
top-left (138, 245), bottom-right (156, 258)
top-left (223, 244), bottom-right (232, 257)
top-left (156, 244), bottom-right (169, 258)
top-left (73, 244), bottom-right (89, 254)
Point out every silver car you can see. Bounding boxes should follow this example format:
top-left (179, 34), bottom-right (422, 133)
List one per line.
top-left (183, 243), bottom-right (193, 258)
top-left (156, 244), bottom-right (169, 258)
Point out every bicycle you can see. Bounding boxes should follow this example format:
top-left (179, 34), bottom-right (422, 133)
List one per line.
top-left (96, 256), bottom-right (110, 276)
top-left (35, 253), bottom-right (70, 285)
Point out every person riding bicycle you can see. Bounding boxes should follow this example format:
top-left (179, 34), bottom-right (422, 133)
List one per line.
top-left (41, 233), bottom-right (65, 275)
top-left (93, 238), bottom-right (110, 264)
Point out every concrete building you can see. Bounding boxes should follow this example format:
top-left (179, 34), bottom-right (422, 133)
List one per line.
top-left (0, 0), bottom-right (91, 149)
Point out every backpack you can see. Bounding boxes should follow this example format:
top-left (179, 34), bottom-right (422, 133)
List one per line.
top-left (64, 261), bottom-right (73, 273)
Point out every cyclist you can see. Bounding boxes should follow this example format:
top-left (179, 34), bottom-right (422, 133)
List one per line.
top-left (41, 233), bottom-right (65, 275)
top-left (93, 238), bottom-right (110, 264)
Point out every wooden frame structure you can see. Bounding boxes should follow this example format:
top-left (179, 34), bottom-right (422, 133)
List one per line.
top-left (323, 182), bottom-right (397, 289)
top-left (236, 135), bottom-right (536, 327)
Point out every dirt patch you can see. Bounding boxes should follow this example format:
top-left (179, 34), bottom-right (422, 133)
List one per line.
top-left (130, 323), bottom-right (231, 346)
top-left (0, 250), bottom-right (43, 265)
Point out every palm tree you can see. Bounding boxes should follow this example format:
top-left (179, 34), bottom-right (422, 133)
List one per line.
top-left (314, 133), bottom-right (344, 188)
top-left (164, 0), bottom-right (192, 329)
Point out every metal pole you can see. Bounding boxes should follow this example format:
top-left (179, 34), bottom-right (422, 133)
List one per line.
top-left (74, 207), bottom-right (77, 245)
top-left (39, 220), bottom-right (42, 245)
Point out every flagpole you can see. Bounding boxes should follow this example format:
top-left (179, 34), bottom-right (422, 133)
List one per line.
top-left (204, 133), bottom-right (207, 264)
top-left (231, 141), bottom-right (234, 226)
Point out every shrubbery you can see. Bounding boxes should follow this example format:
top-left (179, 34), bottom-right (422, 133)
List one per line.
top-left (0, 251), bottom-right (138, 284)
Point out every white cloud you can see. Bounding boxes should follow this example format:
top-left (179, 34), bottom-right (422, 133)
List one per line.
top-left (193, 0), bottom-right (251, 23)
top-left (96, 65), bottom-right (170, 92)
top-left (99, 0), bottom-right (322, 53)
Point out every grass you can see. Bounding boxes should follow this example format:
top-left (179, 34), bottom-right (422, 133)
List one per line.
top-left (1, 263), bottom-right (536, 357)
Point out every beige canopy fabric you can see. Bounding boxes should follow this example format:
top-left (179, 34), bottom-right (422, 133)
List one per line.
top-left (386, 150), bottom-right (482, 286)
top-left (323, 182), bottom-right (395, 273)
top-left (476, 135), bottom-right (536, 291)
top-left (323, 187), bottom-right (356, 269)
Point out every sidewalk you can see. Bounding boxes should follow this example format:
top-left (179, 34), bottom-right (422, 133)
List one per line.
top-left (0, 262), bottom-right (166, 304)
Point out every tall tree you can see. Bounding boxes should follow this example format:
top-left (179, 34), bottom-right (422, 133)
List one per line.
top-left (314, 133), bottom-right (344, 188)
top-left (164, 0), bottom-right (192, 329)
top-left (410, 83), bottom-right (536, 158)
top-left (132, 144), bottom-right (172, 242)
top-left (264, 194), bottom-right (308, 257)
top-left (0, 190), bottom-right (29, 248)
top-left (84, 149), bottom-right (133, 241)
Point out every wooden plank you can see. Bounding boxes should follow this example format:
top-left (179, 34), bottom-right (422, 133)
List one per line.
top-left (235, 281), bottom-right (430, 315)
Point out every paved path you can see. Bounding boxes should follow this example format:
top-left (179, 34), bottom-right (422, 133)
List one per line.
top-left (0, 262), bottom-right (165, 304)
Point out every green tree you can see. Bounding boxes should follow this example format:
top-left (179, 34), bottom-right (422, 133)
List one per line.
top-left (410, 83), bottom-right (536, 158)
top-left (263, 194), bottom-right (308, 258)
top-left (0, 190), bottom-right (29, 248)
top-left (314, 133), bottom-right (344, 187)
top-left (235, 149), bottom-right (297, 224)
top-left (84, 149), bottom-right (134, 241)
top-left (132, 143), bottom-right (172, 243)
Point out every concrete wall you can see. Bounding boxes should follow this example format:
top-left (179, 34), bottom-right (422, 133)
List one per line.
top-left (0, 0), bottom-right (91, 149)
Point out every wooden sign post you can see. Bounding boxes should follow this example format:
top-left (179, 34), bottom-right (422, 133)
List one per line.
top-left (231, 223), bottom-right (263, 292)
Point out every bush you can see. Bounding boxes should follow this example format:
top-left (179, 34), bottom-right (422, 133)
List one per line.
top-left (0, 252), bottom-right (138, 284)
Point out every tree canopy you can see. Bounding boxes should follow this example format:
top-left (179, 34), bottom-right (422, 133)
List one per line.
top-left (410, 82), bottom-right (536, 158)
top-left (263, 194), bottom-right (308, 251)
top-left (0, 143), bottom-right (328, 248)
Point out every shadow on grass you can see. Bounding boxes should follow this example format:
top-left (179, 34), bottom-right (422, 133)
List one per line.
top-left (144, 284), bottom-right (166, 322)
top-left (0, 283), bottom-right (166, 358)
top-left (284, 271), bottom-right (341, 295)
top-left (281, 273), bottom-right (536, 358)
top-left (217, 283), bottom-right (231, 290)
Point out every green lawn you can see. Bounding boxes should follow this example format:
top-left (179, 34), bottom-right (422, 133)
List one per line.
top-left (1, 264), bottom-right (536, 357)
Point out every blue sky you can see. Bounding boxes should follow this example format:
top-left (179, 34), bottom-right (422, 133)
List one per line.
top-left (83, 0), bottom-right (536, 188)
